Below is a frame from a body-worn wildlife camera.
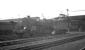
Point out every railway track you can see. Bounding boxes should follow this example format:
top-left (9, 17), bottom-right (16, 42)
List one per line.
top-left (0, 33), bottom-right (85, 50)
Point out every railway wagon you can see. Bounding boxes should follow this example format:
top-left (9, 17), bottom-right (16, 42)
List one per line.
top-left (0, 21), bottom-right (18, 41)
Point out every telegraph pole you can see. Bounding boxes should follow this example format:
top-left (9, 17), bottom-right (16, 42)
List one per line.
top-left (67, 9), bottom-right (69, 16)
top-left (66, 9), bottom-right (70, 32)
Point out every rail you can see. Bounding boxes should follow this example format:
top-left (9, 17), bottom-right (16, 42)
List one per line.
top-left (0, 33), bottom-right (85, 50)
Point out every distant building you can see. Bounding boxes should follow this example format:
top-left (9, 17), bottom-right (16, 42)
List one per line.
top-left (51, 15), bottom-right (85, 32)
top-left (69, 15), bottom-right (85, 32)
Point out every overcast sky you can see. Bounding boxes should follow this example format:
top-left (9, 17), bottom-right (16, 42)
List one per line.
top-left (0, 0), bottom-right (85, 20)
